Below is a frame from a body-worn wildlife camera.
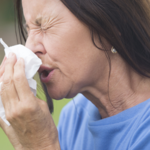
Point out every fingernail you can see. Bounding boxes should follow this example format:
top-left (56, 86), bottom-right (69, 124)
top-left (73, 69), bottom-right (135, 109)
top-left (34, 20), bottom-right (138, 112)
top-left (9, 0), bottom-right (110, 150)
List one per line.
top-left (8, 52), bottom-right (14, 58)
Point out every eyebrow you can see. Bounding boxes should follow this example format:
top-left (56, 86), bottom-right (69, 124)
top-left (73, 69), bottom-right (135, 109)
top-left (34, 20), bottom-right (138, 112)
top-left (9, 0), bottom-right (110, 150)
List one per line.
top-left (24, 16), bottom-right (43, 29)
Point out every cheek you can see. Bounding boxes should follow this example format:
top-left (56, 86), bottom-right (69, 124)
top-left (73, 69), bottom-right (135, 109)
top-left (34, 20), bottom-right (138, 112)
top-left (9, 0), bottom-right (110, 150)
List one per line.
top-left (44, 39), bottom-right (108, 99)
top-left (44, 32), bottom-right (104, 83)
top-left (43, 18), bottom-right (92, 62)
top-left (71, 51), bottom-right (108, 88)
top-left (43, 21), bottom-right (107, 91)
top-left (43, 33), bottom-right (82, 71)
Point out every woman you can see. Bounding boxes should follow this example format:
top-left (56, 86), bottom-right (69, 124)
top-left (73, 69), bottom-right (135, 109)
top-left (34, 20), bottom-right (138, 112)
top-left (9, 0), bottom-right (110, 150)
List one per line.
top-left (0, 0), bottom-right (150, 149)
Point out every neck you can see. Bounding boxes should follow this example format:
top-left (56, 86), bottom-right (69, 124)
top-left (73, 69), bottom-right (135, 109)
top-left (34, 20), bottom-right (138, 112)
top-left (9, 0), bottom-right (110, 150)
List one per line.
top-left (82, 55), bottom-right (150, 119)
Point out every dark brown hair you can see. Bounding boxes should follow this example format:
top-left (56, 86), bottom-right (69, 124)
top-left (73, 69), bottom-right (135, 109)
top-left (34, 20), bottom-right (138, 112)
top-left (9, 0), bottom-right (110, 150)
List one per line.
top-left (14, 0), bottom-right (150, 112)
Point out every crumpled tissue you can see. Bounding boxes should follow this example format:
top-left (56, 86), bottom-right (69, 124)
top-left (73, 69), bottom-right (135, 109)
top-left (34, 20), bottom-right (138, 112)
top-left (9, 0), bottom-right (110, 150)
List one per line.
top-left (0, 38), bottom-right (42, 126)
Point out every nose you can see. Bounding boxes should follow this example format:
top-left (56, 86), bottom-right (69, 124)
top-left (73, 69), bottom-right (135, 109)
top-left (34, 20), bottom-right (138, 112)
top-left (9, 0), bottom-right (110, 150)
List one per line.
top-left (25, 33), bottom-right (46, 56)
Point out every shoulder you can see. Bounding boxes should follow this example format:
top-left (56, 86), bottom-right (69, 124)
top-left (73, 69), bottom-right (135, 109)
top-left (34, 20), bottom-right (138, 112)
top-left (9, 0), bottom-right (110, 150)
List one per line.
top-left (58, 93), bottom-right (99, 125)
top-left (57, 94), bottom-right (98, 150)
top-left (129, 99), bottom-right (150, 150)
top-left (57, 94), bottom-right (92, 131)
top-left (60, 94), bottom-right (91, 114)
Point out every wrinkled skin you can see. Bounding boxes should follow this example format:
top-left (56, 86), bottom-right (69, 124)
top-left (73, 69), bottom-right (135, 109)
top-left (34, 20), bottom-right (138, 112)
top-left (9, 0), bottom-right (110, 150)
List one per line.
top-left (0, 55), bottom-right (60, 150)
top-left (24, 0), bottom-right (108, 100)
top-left (0, 0), bottom-right (107, 149)
top-left (1, 0), bottom-right (150, 149)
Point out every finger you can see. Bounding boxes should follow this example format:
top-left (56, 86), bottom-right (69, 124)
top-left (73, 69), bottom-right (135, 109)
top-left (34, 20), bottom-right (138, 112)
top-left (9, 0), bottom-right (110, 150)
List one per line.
top-left (0, 64), bottom-right (5, 82)
top-left (0, 117), bottom-right (12, 139)
top-left (4, 53), bottom-right (17, 75)
top-left (0, 56), bottom-right (7, 67)
top-left (0, 57), bottom-right (7, 77)
top-left (0, 117), bottom-right (7, 130)
top-left (1, 53), bottom-right (19, 108)
top-left (14, 58), bottom-right (33, 101)
top-left (1, 82), bottom-right (19, 111)
top-left (0, 73), bottom-right (4, 82)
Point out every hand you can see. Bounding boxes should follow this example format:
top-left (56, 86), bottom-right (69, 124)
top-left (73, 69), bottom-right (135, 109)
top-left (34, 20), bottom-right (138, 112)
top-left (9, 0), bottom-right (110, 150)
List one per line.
top-left (0, 53), bottom-right (60, 150)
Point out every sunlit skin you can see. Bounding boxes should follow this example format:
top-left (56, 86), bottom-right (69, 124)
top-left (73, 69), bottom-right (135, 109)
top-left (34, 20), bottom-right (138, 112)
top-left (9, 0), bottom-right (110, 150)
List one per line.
top-left (0, 0), bottom-right (150, 149)
top-left (24, 0), bottom-right (108, 101)
top-left (23, 0), bottom-right (150, 117)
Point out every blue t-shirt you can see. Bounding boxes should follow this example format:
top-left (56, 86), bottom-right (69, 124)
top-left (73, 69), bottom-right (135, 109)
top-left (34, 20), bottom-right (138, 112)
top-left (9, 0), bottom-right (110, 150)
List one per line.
top-left (57, 94), bottom-right (150, 150)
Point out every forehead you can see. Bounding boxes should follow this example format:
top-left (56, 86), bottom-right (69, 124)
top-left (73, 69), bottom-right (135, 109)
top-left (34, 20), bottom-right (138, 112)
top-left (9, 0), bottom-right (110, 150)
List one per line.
top-left (22, 0), bottom-right (59, 22)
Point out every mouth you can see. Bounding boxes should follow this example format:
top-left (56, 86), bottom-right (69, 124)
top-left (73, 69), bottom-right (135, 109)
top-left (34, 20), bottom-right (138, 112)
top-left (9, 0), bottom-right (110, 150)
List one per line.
top-left (38, 66), bottom-right (55, 83)
top-left (40, 70), bottom-right (51, 78)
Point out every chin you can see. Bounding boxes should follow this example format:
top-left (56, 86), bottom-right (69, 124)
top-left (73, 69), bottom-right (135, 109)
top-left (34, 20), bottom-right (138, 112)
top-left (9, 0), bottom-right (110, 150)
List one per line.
top-left (46, 88), bottom-right (63, 100)
top-left (46, 84), bottom-right (78, 100)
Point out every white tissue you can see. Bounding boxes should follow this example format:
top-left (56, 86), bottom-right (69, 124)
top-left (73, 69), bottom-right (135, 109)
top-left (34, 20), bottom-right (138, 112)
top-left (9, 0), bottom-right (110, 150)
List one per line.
top-left (0, 38), bottom-right (42, 126)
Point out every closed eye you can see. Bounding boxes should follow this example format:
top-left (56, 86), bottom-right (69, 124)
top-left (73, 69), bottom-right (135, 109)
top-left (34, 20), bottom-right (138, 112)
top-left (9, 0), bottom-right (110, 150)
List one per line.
top-left (24, 23), bottom-right (29, 30)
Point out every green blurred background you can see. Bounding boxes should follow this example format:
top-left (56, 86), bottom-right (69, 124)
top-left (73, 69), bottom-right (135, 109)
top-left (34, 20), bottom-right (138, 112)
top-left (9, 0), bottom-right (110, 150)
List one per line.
top-left (0, 0), bottom-right (71, 149)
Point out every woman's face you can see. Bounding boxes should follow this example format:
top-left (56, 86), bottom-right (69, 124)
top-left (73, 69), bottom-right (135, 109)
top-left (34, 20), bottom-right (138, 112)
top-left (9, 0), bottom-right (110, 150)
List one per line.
top-left (22, 0), bottom-right (108, 99)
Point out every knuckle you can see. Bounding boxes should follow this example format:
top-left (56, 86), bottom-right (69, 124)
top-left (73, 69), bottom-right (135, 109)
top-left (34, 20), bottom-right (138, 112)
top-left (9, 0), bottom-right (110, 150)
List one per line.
top-left (41, 100), bottom-right (47, 105)
top-left (5, 58), bottom-right (12, 65)
top-left (40, 100), bottom-right (47, 107)
top-left (21, 102), bottom-right (37, 114)
top-left (3, 75), bottom-right (13, 85)
top-left (13, 72), bottom-right (22, 82)
top-left (6, 109), bottom-right (22, 122)
top-left (6, 112), bottom-right (13, 122)
top-left (12, 110), bottom-right (20, 118)
top-left (28, 92), bottom-right (35, 100)
top-left (23, 92), bottom-right (34, 102)
top-left (6, 115), bottom-right (11, 122)
top-left (6, 111), bottom-right (17, 122)
top-left (14, 61), bottom-right (23, 70)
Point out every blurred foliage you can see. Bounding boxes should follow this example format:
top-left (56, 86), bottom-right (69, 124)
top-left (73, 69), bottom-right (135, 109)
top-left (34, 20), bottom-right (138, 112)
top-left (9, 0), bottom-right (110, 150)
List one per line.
top-left (0, 0), bottom-right (15, 24)
top-left (35, 74), bottom-right (71, 125)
